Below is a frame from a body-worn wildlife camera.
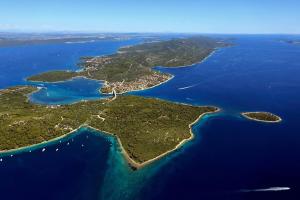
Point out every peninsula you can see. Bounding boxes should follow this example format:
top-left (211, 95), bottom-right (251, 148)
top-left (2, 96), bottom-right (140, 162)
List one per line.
top-left (0, 86), bottom-right (219, 168)
top-left (28, 36), bottom-right (227, 93)
top-left (241, 112), bottom-right (282, 123)
top-left (1, 36), bottom-right (227, 168)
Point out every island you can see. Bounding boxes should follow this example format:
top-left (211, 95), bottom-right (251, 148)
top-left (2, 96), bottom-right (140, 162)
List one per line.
top-left (0, 86), bottom-right (219, 168)
top-left (241, 112), bottom-right (282, 123)
top-left (0, 32), bottom-right (135, 47)
top-left (284, 40), bottom-right (300, 45)
top-left (27, 36), bottom-right (227, 94)
top-left (1, 36), bottom-right (229, 168)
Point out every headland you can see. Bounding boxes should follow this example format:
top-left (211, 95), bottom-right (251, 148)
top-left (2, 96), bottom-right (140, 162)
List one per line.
top-left (0, 86), bottom-right (219, 168)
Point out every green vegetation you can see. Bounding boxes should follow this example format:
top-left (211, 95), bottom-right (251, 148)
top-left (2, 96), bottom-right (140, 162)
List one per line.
top-left (242, 112), bottom-right (282, 123)
top-left (27, 36), bottom-right (226, 83)
top-left (27, 70), bottom-right (83, 82)
top-left (10, 36), bottom-right (225, 165)
top-left (0, 86), bottom-right (218, 163)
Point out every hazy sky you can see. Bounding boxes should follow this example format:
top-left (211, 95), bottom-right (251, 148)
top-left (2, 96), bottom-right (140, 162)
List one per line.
top-left (0, 0), bottom-right (299, 33)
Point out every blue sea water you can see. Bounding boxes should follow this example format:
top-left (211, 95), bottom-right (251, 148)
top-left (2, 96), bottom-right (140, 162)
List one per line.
top-left (1, 35), bottom-right (300, 200)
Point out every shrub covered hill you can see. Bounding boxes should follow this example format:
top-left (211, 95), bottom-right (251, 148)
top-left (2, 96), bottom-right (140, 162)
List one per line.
top-left (28, 36), bottom-right (227, 93)
top-left (0, 86), bottom-right (218, 166)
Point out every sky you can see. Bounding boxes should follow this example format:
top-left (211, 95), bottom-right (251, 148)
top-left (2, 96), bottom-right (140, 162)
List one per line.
top-left (0, 0), bottom-right (299, 34)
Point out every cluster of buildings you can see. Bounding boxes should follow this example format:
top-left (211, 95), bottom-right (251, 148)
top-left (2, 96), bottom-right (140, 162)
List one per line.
top-left (102, 72), bottom-right (172, 94)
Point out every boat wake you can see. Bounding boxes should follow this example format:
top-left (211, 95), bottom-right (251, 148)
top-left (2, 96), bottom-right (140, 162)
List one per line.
top-left (239, 187), bottom-right (290, 192)
top-left (178, 83), bottom-right (199, 90)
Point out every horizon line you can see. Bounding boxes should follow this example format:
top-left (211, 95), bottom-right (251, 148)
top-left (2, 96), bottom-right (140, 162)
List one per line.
top-left (0, 30), bottom-right (299, 36)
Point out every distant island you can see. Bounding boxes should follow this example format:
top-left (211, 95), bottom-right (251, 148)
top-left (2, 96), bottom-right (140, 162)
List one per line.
top-left (283, 40), bottom-right (300, 45)
top-left (241, 112), bottom-right (282, 123)
top-left (0, 33), bottom-right (135, 47)
top-left (0, 86), bottom-right (218, 169)
top-left (28, 36), bottom-right (227, 94)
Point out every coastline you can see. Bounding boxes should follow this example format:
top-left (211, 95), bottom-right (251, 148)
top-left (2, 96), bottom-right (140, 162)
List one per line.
top-left (0, 125), bottom-right (84, 155)
top-left (24, 43), bottom-right (220, 94)
top-left (87, 107), bottom-right (220, 169)
top-left (26, 75), bottom-right (105, 84)
top-left (160, 48), bottom-right (217, 69)
top-left (124, 107), bottom-right (221, 169)
top-left (1, 39), bottom-right (223, 168)
top-left (26, 71), bottom-right (173, 98)
top-left (25, 46), bottom-right (217, 96)
top-left (0, 107), bottom-right (220, 170)
top-left (95, 47), bottom-right (216, 95)
top-left (108, 74), bottom-right (175, 95)
top-left (241, 112), bottom-right (282, 123)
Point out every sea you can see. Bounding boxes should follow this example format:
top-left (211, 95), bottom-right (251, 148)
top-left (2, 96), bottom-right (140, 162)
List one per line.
top-left (0, 35), bottom-right (300, 200)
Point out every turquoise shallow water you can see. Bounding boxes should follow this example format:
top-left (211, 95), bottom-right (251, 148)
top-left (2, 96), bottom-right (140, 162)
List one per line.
top-left (28, 77), bottom-right (112, 105)
top-left (1, 35), bottom-right (300, 199)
